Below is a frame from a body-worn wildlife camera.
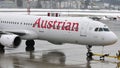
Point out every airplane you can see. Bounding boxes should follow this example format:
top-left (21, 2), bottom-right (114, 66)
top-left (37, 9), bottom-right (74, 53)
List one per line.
top-left (0, 13), bottom-right (118, 57)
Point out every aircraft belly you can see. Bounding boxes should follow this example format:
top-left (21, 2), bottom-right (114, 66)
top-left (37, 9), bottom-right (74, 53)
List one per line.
top-left (38, 30), bottom-right (79, 44)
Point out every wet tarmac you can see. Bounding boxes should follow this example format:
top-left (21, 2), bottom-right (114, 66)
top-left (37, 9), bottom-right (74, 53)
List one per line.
top-left (0, 20), bottom-right (120, 68)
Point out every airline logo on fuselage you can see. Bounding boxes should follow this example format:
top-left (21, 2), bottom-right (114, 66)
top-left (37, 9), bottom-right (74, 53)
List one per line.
top-left (33, 18), bottom-right (79, 32)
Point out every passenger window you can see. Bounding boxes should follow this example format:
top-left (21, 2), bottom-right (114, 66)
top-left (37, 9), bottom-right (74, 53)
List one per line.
top-left (99, 28), bottom-right (103, 31)
top-left (95, 28), bottom-right (98, 31)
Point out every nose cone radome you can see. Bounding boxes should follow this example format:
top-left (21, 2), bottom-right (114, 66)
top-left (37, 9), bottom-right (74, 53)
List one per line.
top-left (106, 32), bottom-right (118, 45)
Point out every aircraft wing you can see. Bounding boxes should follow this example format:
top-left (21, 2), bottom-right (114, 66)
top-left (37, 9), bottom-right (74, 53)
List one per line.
top-left (0, 29), bottom-right (38, 39)
top-left (0, 30), bottom-right (26, 35)
top-left (0, 31), bottom-right (7, 34)
top-left (6, 31), bottom-right (26, 36)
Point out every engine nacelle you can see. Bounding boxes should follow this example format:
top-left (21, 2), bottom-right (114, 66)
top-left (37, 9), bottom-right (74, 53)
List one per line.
top-left (0, 34), bottom-right (21, 48)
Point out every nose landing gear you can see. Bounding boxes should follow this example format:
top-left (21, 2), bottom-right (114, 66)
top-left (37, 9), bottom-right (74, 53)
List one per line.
top-left (0, 45), bottom-right (5, 54)
top-left (86, 45), bottom-right (93, 60)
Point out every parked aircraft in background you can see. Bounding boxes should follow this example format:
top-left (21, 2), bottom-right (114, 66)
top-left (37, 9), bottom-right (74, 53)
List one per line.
top-left (0, 8), bottom-right (120, 20)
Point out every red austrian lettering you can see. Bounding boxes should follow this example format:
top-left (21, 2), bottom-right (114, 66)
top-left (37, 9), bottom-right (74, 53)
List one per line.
top-left (62, 22), bottom-right (65, 30)
top-left (47, 21), bottom-right (53, 29)
top-left (72, 23), bottom-right (79, 31)
top-left (41, 20), bottom-right (47, 28)
top-left (33, 18), bottom-right (41, 28)
top-left (65, 22), bottom-right (71, 31)
top-left (53, 20), bottom-right (57, 29)
top-left (33, 18), bottom-right (79, 32)
top-left (57, 21), bottom-right (62, 30)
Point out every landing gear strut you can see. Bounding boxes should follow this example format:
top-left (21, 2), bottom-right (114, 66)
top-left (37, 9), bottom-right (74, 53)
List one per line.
top-left (86, 45), bottom-right (93, 60)
top-left (0, 44), bottom-right (5, 54)
top-left (25, 40), bottom-right (35, 52)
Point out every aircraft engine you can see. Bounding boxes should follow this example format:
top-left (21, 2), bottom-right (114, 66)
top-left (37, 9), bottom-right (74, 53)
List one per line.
top-left (0, 34), bottom-right (21, 48)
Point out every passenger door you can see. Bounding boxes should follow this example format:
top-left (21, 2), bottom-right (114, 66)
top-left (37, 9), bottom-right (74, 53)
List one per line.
top-left (80, 22), bottom-right (89, 37)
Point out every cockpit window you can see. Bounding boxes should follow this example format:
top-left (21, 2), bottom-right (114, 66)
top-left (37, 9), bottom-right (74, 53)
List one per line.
top-left (99, 28), bottom-right (103, 31)
top-left (103, 28), bottom-right (109, 31)
top-left (94, 27), bottom-right (110, 32)
top-left (95, 28), bottom-right (98, 31)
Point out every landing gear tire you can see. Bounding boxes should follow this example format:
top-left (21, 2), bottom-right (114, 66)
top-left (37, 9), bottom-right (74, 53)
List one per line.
top-left (86, 52), bottom-right (93, 60)
top-left (26, 40), bottom-right (35, 47)
top-left (25, 46), bottom-right (35, 52)
top-left (0, 45), bottom-right (5, 54)
top-left (25, 40), bottom-right (35, 52)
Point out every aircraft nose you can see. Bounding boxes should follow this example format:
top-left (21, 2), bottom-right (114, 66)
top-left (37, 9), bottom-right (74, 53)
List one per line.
top-left (107, 32), bottom-right (118, 45)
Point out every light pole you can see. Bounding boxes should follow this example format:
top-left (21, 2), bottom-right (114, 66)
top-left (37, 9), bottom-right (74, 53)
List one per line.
top-left (27, 0), bottom-right (30, 15)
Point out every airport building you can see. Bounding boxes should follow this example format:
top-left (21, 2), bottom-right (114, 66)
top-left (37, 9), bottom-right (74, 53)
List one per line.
top-left (0, 0), bottom-right (120, 10)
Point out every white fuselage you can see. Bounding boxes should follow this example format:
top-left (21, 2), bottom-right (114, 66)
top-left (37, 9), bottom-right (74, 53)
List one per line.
top-left (0, 13), bottom-right (118, 46)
